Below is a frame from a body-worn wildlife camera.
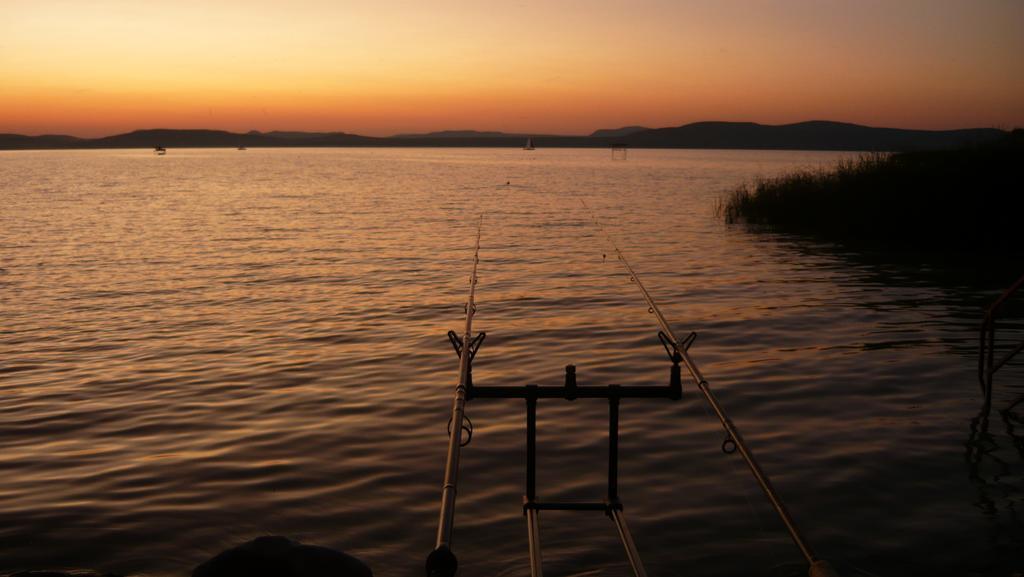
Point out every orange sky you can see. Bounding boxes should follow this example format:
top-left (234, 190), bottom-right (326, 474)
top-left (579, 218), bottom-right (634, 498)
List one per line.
top-left (2, 0), bottom-right (1022, 137)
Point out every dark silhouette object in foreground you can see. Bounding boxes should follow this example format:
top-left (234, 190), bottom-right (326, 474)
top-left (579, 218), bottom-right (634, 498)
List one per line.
top-left (192, 536), bottom-right (372, 577)
top-left (5, 572), bottom-right (123, 577)
top-left (979, 273), bottom-right (1024, 406)
top-left (965, 395), bottom-right (1024, 575)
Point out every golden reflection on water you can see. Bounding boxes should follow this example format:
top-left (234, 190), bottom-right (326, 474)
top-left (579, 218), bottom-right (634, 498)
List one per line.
top-left (1, 148), bottom-right (1022, 576)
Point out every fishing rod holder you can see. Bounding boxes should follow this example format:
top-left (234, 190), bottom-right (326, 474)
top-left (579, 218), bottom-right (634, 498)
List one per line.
top-left (448, 330), bottom-right (485, 361)
top-left (447, 330), bottom-right (485, 388)
top-left (459, 337), bottom-right (688, 577)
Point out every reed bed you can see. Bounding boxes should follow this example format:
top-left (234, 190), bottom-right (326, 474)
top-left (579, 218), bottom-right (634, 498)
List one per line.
top-left (719, 130), bottom-right (1022, 253)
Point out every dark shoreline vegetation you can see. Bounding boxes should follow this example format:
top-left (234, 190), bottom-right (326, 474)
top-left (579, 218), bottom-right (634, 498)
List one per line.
top-left (718, 130), bottom-right (1023, 255)
top-left (0, 120), bottom-right (1007, 151)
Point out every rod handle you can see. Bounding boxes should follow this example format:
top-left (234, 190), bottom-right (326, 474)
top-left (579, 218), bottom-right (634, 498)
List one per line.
top-left (426, 546), bottom-right (458, 577)
top-left (809, 560), bottom-right (840, 577)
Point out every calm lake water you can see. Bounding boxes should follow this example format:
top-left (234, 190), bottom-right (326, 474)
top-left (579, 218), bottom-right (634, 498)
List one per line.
top-left (1, 148), bottom-right (1022, 577)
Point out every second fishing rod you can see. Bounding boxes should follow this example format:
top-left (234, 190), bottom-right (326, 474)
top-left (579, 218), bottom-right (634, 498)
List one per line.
top-left (427, 214), bottom-right (484, 577)
top-left (580, 199), bottom-right (839, 577)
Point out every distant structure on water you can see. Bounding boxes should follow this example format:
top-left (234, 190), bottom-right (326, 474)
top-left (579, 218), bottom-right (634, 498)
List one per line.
top-left (611, 142), bottom-right (628, 160)
top-left (154, 146), bottom-right (166, 155)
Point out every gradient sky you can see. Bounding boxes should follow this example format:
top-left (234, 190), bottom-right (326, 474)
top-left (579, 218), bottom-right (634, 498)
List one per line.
top-left (2, 0), bottom-right (1022, 137)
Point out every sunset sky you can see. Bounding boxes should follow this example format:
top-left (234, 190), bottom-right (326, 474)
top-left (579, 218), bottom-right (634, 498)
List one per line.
top-left (2, 0), bottom-right (1022, 137)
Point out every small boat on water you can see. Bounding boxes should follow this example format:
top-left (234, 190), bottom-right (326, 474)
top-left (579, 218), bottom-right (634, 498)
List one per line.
top-left (237, 145), bottom-right (247, 151)
top-left (523, 137), bottom-right (535, 150)
top-left (154, 146), bottom-right (166, 155)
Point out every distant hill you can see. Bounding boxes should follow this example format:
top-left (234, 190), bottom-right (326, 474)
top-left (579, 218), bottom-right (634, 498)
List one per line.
top-left (619, 121), bottom-right (1005, 151)
top-left (0, 133), bottom-right (82, 149)
top-left (0, 121), bottom-right (1008, 151)
top-left (254, 130), bottom-right (364, 140)
top-left (589, 126), bottom-right (650, 138)
top-left (392, 130), bottom-right (528, 139)
top-left (86, 128), bottom-right (380, 148)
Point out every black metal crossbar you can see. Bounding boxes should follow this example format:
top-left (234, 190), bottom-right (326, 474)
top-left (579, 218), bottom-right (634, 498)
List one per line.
top-left (464, 344), bottom-right (685, 577)
top-left (434, 331), bottom-right (688, 577)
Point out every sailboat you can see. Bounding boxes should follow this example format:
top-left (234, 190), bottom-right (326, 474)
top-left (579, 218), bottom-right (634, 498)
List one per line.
top-left (523, 137), bottom-right (535, 151)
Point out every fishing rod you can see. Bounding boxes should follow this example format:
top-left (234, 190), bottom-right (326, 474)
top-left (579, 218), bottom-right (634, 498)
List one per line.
top-left (580, 200), bottom-right (838, 577)
top-left (426, 215), bottom-right (485, 577)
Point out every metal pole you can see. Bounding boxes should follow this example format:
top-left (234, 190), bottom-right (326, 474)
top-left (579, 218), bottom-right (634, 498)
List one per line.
top-left (986, 321), bottom-right (995, 405)
top-left (611, 508), bottom-right (649, 577)
top-left (979, 318), bottom-right (989, 394)
top-left (427, 216), bottom-right (483, 577)
top-left (525, 387), bottom-right (542, 577)
top-left (608, 393), bottom-right (620, 502)
top-left (526, 507), bottom-right (544, 577)
top-left (526, 393), bottom-right (538, 502)
top-left (581, 201), bottom-right (834, 573)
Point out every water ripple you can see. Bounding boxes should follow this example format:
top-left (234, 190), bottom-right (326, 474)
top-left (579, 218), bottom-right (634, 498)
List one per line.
top-left (0, 148), bottom-right (1021, 576)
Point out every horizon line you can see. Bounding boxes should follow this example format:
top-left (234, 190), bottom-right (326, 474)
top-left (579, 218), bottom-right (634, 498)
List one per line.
top-left (4, 118), bottom-right (1017, 140)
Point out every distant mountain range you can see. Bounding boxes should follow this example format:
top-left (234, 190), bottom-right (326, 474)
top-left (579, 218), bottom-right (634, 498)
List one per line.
top-left (620, 121), bottom-right (1003, 151)
top-left (392, 130), bottom-right (538, 139)
top-left (589, 126), bottom-right (651, 138)
top-left (0, 121), bottom-right (1007, 151)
